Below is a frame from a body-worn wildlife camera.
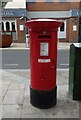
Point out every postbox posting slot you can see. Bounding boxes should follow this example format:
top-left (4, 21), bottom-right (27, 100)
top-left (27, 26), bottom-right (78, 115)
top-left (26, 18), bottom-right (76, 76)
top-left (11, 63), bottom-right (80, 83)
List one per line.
top-left (38, 35), bottom-right (51, 39)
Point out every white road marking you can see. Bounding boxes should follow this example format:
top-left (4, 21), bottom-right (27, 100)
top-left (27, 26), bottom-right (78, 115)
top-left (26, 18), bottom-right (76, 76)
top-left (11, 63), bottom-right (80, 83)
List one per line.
top-left (57, 68), bottom-right (69, 71)
top-left (4, 64), bottom-right (18, 66)
top-left (60, 63), bottom-right (69, 66)
top-left (0, 48), bottom-right (30, 50)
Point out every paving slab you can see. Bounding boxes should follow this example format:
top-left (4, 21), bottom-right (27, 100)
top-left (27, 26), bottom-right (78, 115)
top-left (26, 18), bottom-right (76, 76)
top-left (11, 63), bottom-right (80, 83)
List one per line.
top-left (2, 70), bottom-right (13, 78)
top-left (22, 96), bottom-right (46, 118)
top-left (57, 69), bottom-right (69, 85)
top-left (0, 96), bottom-right (2, 105)
top-left (57, 85), bottom-right (68, 100)
top-left (24, 85), bottom-right (30, 96)
top-left (22, 86), bottom-right (79, 118)
top-left (79, 102), bottom-right (81, 119)
top-left (44, 99), bottom-right (79, 118)
top-left (0, 82), bottom-right (2, 95)
top-left (21, 113), bottom-right (46, 118)
top-left (9, 80), bottom-right (24, 90)
top-left (22, 96), bottom-right (79, 118)
top-left (2, 105), bottom-right (22, 118)
top-left (1, 69), bottom-right (80, 119)
top-left (2, 90), bottom-right (21, 105)
top-left (2, 80), bottom-right (11, 97)
top-left (7, 69), bottom-right (30, 79)
top-left (0, 105), bottom-right (2, 120)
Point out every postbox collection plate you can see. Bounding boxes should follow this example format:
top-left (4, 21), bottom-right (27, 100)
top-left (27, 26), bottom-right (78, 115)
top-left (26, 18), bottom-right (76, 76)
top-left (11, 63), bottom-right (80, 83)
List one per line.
top-left (40, 42), bottom-right (49, 56)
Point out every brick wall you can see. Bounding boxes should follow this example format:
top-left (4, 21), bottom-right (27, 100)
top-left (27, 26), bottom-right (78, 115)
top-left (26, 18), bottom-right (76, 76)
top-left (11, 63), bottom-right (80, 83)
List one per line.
top-left (66, 19), bottom-right (69, 42)
top-left (17, 18), bottom-right (26, 43)
top-left (79, 1), bottom-right (81, 9)
top-left (26, 2), bottom-right (80, 42)
top-left (67, 17), bottom-right (79, 42)
top-left (27, 2), bottom-right (80, 11)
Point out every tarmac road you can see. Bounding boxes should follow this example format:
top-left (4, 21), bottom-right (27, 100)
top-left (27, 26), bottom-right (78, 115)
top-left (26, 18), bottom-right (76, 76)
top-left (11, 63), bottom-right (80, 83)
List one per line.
top-left (1, 49), bottom-right (69, 69)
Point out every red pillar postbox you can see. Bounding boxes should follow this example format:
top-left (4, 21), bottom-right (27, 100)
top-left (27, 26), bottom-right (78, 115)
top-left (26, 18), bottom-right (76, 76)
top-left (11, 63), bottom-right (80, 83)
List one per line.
top-left (25, 19), bottom-right (62, 109)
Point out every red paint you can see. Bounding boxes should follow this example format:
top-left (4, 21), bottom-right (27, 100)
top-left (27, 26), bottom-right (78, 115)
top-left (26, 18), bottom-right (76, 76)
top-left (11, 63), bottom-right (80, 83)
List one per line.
top-left (25, 19), bottom-right (62, 91)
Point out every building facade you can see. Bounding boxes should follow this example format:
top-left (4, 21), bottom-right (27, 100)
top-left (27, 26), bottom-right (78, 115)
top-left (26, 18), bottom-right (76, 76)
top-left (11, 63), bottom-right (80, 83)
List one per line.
top-left (2, 8), bottom-right (27, 43)
top-left (2, 2), bottom-right (27, 43)
top-left (26, 1), bottom-right (81, 42)
top-left (1, 1), bottom-right (81, 43)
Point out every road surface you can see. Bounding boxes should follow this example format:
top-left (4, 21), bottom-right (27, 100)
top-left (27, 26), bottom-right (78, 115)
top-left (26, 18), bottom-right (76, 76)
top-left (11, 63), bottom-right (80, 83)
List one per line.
top-left (1, 49), bottom-right (69, 69)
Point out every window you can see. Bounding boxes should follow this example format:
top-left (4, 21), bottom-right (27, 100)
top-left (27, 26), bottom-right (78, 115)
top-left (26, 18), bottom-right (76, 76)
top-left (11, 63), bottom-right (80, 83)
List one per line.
top-left (2, 22), bottom-right (4, 31)
top-left (58, 20), bottom-right (66, 39)
top-left (19, 25), bottom-right (24, 31)
top-left (60, 22), bottom-right (65, 32)
top-left (12, 22), bottom-right (15, 31)
top-left (6, 22), bottom-right (10, 31)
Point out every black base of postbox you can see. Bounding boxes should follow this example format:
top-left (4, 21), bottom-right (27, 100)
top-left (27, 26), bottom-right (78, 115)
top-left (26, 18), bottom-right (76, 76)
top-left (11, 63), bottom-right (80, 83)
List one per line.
top-left (30, 86), bottom-right (57, 109)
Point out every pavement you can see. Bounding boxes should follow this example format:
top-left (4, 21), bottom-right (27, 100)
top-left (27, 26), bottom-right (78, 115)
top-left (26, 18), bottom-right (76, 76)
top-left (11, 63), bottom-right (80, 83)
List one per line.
top-left (0, 42), bottom-right (71, 50)
top-left (0, 42), bottom-right (80, 119)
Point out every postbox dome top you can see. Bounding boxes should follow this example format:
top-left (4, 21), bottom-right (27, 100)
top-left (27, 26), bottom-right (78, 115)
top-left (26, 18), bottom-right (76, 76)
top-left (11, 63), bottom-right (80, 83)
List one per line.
top-left (30, 19), bottom-right (60, 22)
top-left (25, 18), bottom-right (62, 31)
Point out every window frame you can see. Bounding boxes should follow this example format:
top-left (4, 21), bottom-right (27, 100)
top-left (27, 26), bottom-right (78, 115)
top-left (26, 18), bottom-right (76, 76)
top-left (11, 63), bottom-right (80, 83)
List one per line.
top-left (6, 21), bottom-right (10, 31)
top-left (60, 22), bottom-right (65, 32)
top-left (12, 22), bottom-right (16, 31)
